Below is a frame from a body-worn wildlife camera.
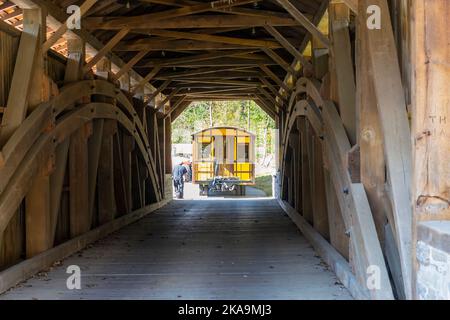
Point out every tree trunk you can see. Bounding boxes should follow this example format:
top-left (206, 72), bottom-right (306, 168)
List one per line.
top-left (209, 102), bottom-right (213, 127)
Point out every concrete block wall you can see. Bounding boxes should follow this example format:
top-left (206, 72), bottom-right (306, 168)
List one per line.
top-left (416, 221), bottom-right (450, 300)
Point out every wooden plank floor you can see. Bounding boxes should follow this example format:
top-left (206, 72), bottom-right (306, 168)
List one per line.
top-left (0, 199), bottom-right (352, 300)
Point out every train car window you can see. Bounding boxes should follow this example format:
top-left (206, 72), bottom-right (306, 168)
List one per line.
top-left (214, 135), bottom-right (224, 163)
top-left (226, 136), bottom-right (234, 164)
top-left (198, 137), bottom-right (212, 160)
top-left (201, 143), bottom-right (210, 159)
top-left (237, 142), bottom-right (249, 162)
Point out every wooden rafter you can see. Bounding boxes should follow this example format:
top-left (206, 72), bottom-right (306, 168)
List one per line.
top-left (264, 25), bottom-right (312, 70)
top-left (113, 49), bottom-right (150, 80)
top-left (42, 0), bottom-right (97, 53)
top-left (86, 0), bottom-right (261, 29)
top-left (275, 0), bottom-right (330, 48)
top-left (144, 29), bottom-right (281, 49)
top-left (82, 28), bottom-right (130, 74)
top-left (84, 14), bottom-right (299, 30)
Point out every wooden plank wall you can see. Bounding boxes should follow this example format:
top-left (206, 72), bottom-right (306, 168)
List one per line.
top-left (277, 0), bottom-right (426, 299)
top-left (0, 26), bottom-right (22, 269)
top-left (410, 0), bottom-right (450, 299)
top-left (0, 28), bottom-right (171, 278)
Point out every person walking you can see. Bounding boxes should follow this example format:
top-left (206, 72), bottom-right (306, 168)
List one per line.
top-left (173, 161), bottom-right (187, 199)
top-left (183, 160), bottom-right (192, 182)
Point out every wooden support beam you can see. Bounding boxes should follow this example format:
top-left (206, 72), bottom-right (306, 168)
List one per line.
top-left (262, 48), bottom-right (296, 75)
top-left (174, 79), bottom-right (260, 87)
top-left (161, 66), bottom-right (256, 79)
top-left (165, 95), bottom-right (187, 118)
top-left (131, 153), bottom-right (143, 209)
top-left (254, 98), bottom-right (277, 120)
top-left (0, 1), bottom-right (16, 11)
top-left (341, 0), bottom-right (358, 14)
top-left (179, 86), bottom-right (253, 96)
top-left (0, 9), bottom-right (40, 146)
top-left (170, 100), bottom-right (191, 122)
top-left (98, 120), bottom-right (117, 225)
top-left (85, 0), bottom-right (261, 29)
top-left (164, 117), bottom-right (172, 174)
top-left (147, 79), bottom-right (171, 104)
top-left (1, 8), bottom-right (22, 21)
top-left (299, 117), bottom-right (313, 223)
top-left (324, 166), bottom-right (349, 259)
top-left (42, 0), bottom-right (97, 53)
top-left (113, 49), bottom-right (149, 80)
top-left (82, 28), bottom-right (130, 74)
top-left (411, 0), bottom-right (450, 221)
top-left (131, 66), bottom-right (161, 95)
top-left (49, 140), bottom-right (69, 245)
top-left (87, 120), bottom-right (104, 223)
top-left (64, 36), bottom-right (85, 82)
top-left (114, 39), bottom-right (282, 52)
top-left (49, 36), bottom-right (84, 245)
top-left (156, 116), bottom-right (165, 196)
top-left (356, 2), bottom-right (389, 252)
top-left (69, 123), bottom-right (92, 237)
top-left (275, 0), bottom-right (330, 48)
top-left (112, 132), bottom-right (129, 215)
top-left (159, 71), bottom-right (259, 81)
top-left (145, 29), bottom-right (280, 48)
top-left (322, 100), bottom-right (394, 299)
top-left (264, 25), bottom-right (312, 70)
top-left (13, 0), bottom-right (158, 96)
top-left (140, 50), bottom-right (256, 68)
top-left (311, 134), bottom-right (329, 239)
top-left (330, 3), bottom-right (356, 145)
top-left (122, 134), bottom-right (135, 214)
top-left (411, 0), bottom-right (450, 298)
top-left (362, 0), bottom-right (413, 298)
top-left (258, 87), bottom-right (281, 110)
top-left (157, 88), bottom-right (180, 112)
top-left (259, 76), bottom-right (285, 102)
top-left (25, 157), bottom-right (52, 257)
top-left (258, 64), bottom-right (290, 92)
top-left (84, 14), bottom-right (299, 29)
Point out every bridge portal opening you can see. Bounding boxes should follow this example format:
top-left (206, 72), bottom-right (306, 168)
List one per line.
top-left (171, 100), bottom-right (278, 199)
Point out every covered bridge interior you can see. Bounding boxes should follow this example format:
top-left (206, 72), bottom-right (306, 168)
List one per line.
top-left (0, 0), bottom-right (448, 300)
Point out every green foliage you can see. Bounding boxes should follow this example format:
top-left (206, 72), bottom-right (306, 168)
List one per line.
top-left (254, 175), bottom-right (273, 197)
top-left (172, 100), bottom-right (276, 157)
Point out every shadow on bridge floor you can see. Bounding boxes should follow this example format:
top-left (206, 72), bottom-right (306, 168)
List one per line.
top-left (0, 199), bottom-right (351, 300)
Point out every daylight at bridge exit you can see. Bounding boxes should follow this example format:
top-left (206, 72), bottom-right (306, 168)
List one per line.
top-left (0, 0), bottom-right (448, 306)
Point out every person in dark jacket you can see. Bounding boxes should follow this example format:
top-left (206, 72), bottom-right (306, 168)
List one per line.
top-left (183, 160), bottom-right (192, 182)
top-left (173, 161), bottom-right (187, 198)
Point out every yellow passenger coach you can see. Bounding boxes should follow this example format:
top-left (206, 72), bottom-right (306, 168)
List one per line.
top-left (192, 126), bottom-right (255, 196)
